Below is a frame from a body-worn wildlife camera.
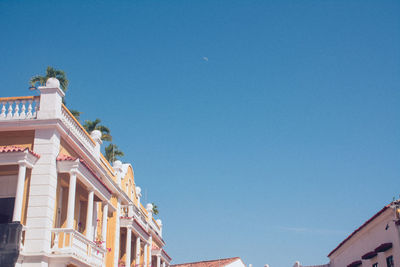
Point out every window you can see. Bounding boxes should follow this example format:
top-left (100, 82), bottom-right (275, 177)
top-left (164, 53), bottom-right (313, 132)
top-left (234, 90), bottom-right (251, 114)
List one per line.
top-left (386, 256), bottom-right (394, 267)
top-left (373, 263), bottom-right (378, 267)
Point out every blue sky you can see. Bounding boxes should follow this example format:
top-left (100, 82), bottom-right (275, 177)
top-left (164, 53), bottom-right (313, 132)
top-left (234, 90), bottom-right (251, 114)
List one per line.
top-left (1, 1), bottom-right (400, 266)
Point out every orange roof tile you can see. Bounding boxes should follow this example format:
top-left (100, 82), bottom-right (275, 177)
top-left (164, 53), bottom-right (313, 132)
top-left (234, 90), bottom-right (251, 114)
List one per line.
top-left (171, 257), bottom-right (240, 267)
top-left (0, 145), bottom-right (40, 158)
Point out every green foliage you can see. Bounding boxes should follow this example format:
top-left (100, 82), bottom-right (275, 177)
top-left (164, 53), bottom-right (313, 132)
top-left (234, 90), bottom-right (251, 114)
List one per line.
top-left (104, 143), bottom-right (124, 162)
top-left (83, 119), bottom-right (112, 141)
top-left (30, 66), bottom-right (69, 92)
top-left (152, 203), bottom-right (159, 215)
top-left (69, 109), bottom-right (82, 121)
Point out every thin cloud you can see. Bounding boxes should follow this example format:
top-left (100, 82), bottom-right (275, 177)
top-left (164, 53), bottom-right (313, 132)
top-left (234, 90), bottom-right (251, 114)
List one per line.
top-left (202, 56), bottom-right (209, 61)
top-left (279, 226), bottom-right (346, 235)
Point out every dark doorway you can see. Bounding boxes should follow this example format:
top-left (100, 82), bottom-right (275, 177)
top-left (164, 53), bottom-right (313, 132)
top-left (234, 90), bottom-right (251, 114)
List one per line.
top-left (0, 198), bottom-right (15, 223)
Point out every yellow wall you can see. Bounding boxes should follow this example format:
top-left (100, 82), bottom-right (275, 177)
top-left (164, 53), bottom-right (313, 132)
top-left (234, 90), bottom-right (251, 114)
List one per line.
top-left (0, 130), bottom-right (34, 149)
top-left (105, 195), bottom-right (118, 266)
top-left (59, 139), bottom-right (79, 158)
top-left (21, 169), bottom-right (31, 225)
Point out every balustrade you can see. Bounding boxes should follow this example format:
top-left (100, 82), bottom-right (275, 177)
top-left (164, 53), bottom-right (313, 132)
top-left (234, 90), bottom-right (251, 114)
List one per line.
top-left (60, 104), bottom-right (96, 153)
top-left (51, 228), bottom-right (105, 267)
top-left (0, 96), bottom-right (39, 120)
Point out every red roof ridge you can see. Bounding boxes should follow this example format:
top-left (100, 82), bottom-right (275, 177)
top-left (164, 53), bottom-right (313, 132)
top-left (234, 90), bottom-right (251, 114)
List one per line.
top-left (328, 204), bottom-right (391, 257)
top-left (0, 145), bottom-right (40, 158)
top-left (171, 257), bottom-right (240, 266)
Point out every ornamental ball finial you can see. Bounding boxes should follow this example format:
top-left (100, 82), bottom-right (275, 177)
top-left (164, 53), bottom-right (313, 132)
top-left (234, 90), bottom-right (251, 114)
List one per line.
top-left (46, 77), bottom-right (60, 88)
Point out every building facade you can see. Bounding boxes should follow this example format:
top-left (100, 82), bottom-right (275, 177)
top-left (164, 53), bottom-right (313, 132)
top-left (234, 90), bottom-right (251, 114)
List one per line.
top-left (295, 200), bottom-right (400, 267)
top-left (0, 78), bottom-right (171, 267)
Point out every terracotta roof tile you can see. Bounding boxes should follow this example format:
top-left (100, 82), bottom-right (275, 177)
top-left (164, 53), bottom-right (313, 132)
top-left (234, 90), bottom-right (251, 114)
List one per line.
top-left (171, 257), bottom-right (240, 267)
top-left (0, 145), bottom-right (40, 158)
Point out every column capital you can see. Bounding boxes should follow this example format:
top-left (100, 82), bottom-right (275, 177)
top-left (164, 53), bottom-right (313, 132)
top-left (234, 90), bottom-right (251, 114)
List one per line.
top-left (17, 160), bottom-right (28, 167)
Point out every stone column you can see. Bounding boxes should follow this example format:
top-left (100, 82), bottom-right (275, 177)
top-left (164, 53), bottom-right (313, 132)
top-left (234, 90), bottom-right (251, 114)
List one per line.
top-left (101, 203), bottom-right (108, 248)
top-left (12, 162), bottom-right (27, 222)
top-left (162, 261), bottom-right (166, 267)
top-left (126, 227), bottom-right (132, 267)
top-left (136, 237), bottom-right (141, 265)
top-left (24, 128), bottom-right (61, 254)
top-left (85, 190), bottom-right (94, 239)
top-left (114, 198), bottom-right (121, 267)
top-left (66, 171), bottom-right (77, 229)
top-left (157, 256), bottom-right (161, 267)
top-left (144, 243), bottom-right (148, 267)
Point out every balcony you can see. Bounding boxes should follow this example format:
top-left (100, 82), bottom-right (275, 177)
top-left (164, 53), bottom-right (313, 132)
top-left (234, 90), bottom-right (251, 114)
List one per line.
top-left (51, 228), bottom-right (106, 267)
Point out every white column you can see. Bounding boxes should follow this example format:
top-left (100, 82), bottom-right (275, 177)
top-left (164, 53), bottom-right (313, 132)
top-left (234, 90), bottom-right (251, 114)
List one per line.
top-left (157, 256), bottom-right (161, 267)
top-left (13, 162), bottom-right (27, 222)
top-left (144, 243), bottom-right (148, 267)
top-left (101, 203), bottom-right (108, 248)
top-left (114, 198), bottom-right (121, 267)
top-left (136, 237), bottom-right (141, 265)
top-left (149, 236), bottom-right (153, 267)
top-left (162, 261), bottom-right (166, 267)
top-left (66, 171), bottom-right (77, 229)
top-left (85, 190), bottom-right (94, 239)
top-left (126, 227), bottom-right (132, 267)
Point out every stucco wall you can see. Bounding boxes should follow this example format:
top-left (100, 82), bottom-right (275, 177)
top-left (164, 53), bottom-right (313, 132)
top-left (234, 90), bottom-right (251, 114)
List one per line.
top-left (330, 208), bottom-right (399, 267)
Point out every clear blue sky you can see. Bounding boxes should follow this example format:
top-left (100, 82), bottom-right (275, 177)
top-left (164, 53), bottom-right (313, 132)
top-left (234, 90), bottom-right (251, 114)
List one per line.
top-left (1, 1), bottom-right (400, 266)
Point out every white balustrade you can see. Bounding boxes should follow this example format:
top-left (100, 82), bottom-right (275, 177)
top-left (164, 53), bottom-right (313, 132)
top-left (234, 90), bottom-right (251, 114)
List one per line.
top-left (0, 97), bottom-right (39, 120)
top-left (51, 228), bottom-right (106, 267)
top-left (60, 105), bottom-right (96, 153)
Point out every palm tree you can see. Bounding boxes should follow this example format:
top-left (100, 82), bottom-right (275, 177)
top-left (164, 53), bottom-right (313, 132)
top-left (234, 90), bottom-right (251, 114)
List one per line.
top-left (30, 66), bottom-right (69, 92)
top-left (83, 119), bottom-right (112, 141)
top-left (104, 143), bottom-right (124, 162)
top-left (69, 109), bottom-right (82, 121)
top-left (152, 203), bottom-right (159, 215)
top-left (29, 66), bottom-right (82, 120)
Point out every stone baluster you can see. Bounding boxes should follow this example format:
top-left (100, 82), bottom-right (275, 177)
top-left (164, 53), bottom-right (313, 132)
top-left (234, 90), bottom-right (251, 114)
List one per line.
top-left (27, 99), bottom-right (33, 117)
top-left (34, 100), bottom-right (39, 117)
top-left (0, 101), bottom-right (6, 118)
top-left (20, 100), bottom-right (26, 119)
top-left (13, 101), bottom-right (19, 118)
top-left (7, 101), bottom-right (13, 118)
top-left (52, 232), bottom-right (59, 250)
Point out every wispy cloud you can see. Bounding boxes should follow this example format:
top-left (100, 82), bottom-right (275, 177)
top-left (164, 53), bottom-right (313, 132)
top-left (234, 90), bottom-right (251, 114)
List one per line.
top-left (279, 226), bottom-right (346, 235)
top-left (202, 56), bottom-right (209, 62)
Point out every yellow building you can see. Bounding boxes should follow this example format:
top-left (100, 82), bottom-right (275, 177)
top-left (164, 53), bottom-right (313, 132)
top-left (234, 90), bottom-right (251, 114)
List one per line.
top-left (0, 78), bottom-right (172, 267)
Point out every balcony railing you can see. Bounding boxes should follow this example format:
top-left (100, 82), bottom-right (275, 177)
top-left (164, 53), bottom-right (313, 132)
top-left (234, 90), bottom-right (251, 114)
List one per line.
top-left (51, 228), bottom-right (106, 267)
top-left (0, 96), bottom-right (40, 120)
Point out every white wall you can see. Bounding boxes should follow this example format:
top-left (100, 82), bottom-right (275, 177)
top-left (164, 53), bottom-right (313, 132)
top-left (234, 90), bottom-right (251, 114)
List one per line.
top-left (330, 208), bottom-right (399, 267)
top-left (227, 259), bottom-right (246, 267)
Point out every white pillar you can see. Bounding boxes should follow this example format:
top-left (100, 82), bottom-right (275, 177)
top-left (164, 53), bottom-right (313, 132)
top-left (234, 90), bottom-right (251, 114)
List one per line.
top-left (13, 162), bottom-right (27, 222)
top-left (162, 261), bottom-right (166, 267)
top-left (86, 190), bottom-right (94, 239)
top-left (66, 171), bottom-right (77, 229)
top-left (136, 237), bottom-right (141, 265)
top-left (102, 203), bottom-right (108, 248)
top-left (126, 227), bottom-right (132, 267)
top-left (157, 256), bottom-right (161, 267)
top-left (114, 198), bottom-right (121, 267)
top-left (144, 243), bottom-right (148, 267)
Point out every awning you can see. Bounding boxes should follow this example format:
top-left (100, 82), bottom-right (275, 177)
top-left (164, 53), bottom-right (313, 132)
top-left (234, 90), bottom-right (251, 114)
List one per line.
top-left (374, 242), bottom-right (392, 253)
top-left (361, 251), bottom-right (377, 260)
top-left (347, 260), bottom-right (362, 267)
